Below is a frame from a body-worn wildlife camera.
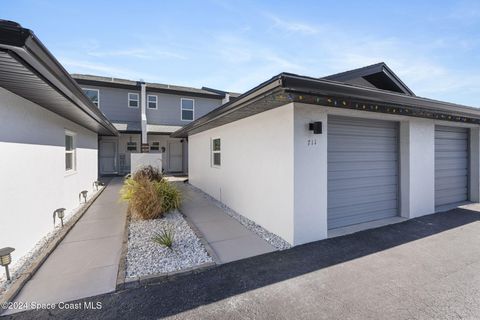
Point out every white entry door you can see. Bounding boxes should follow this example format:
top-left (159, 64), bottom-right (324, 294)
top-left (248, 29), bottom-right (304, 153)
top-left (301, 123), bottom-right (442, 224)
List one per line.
top-left (100, 141), bottom-right (118, 174)
top-left (168, 141), bottom-right (183, 172)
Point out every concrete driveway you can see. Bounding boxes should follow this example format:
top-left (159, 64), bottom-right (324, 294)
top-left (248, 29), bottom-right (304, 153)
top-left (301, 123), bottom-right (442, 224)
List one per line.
top-left (4, 207), bottom-right (480, 319)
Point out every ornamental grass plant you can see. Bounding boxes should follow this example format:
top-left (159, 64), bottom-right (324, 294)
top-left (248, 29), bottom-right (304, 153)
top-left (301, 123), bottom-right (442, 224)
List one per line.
top-left (120, 166), bottom-right (181, 220)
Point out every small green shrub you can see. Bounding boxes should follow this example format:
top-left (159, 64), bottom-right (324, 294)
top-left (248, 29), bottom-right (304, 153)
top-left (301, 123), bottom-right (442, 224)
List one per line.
top-left (119, 170), bottom-right (181, 220)
top-left (158, 180), bottom-right (181, 213)
top-left (133, 165), bottom-right (163, 182)
top-left (152, 225), bottom-right (175, 249)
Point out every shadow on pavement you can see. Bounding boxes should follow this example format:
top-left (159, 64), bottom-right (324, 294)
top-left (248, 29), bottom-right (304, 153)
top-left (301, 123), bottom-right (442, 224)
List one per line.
top-left (4, 208), bottom-right (480, 319)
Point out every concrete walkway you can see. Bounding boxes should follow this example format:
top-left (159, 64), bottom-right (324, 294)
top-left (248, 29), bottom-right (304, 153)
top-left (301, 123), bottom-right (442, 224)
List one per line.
top-left (7, 178), bottom-right (127, 311)
top-left (175, 182), bottom-right (276, 263)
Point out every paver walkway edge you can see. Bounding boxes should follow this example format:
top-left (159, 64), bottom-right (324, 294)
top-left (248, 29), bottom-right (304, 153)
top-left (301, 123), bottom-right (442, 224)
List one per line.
top-left (175, 182), bottom-right (276, 264)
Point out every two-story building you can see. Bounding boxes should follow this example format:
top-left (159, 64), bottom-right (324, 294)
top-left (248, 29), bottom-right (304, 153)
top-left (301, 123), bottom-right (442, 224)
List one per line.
top-left (72, 74), bottom-right (237, 175)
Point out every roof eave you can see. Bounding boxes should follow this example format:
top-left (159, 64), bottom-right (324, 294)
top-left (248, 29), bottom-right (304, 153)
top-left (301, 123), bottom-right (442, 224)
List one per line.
top-left (173, 73), bottom-right (480, 138)
top-left (0, 22), bottom-right (118, 136)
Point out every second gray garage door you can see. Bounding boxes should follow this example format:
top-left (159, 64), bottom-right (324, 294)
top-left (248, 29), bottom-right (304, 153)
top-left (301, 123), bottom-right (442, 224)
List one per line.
top-left (435, 126), bottom-right (469, 209)
top-left (328, 116), bottom-right (399, 229)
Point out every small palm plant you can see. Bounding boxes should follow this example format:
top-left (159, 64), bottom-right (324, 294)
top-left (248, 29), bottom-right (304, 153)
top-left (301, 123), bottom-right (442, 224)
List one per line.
top-left (152, 225), bottom-right (175, 250)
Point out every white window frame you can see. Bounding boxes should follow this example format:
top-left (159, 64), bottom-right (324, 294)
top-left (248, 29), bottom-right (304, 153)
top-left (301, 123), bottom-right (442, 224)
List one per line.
top-left (211, 137), bottom-right (221, 168)
top-left (128, 93), bottom-right (140, 108)
top-left (65, 130), bottom-right (76, 174)
top-left (147, 95), bottom-right (158, 109)
top-left (181, 98), bottom-right (195, 121)
top-left (82, 88), bottom-right (100, 107)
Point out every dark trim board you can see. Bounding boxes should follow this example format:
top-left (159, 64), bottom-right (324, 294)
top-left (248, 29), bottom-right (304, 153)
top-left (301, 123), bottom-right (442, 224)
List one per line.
top-left (172, 73), bottom-right (480, 138)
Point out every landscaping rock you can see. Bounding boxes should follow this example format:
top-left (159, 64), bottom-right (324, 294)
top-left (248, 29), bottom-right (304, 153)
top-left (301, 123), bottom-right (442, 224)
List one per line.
top-left (126, 211), bottom-right (213, 278)
top-left (184, 183), bottom-right (291, 250)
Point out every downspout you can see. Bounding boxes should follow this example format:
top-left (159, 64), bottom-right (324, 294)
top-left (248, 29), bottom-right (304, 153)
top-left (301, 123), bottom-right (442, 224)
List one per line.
top-left (140, 82), bottom-right (148, 152)
top-left (222, 93), bottom-right (230, 104)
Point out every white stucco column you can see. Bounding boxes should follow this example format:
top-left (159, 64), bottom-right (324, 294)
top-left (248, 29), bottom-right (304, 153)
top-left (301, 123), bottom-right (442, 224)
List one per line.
top-left (293, 103), bottom-right (328, 244)
top-left (469, 127), bottom-right (480, 202)
top-left (140, 82), bottom-right (147, 146)
top-left (400, 119), bottom-right (435, 218)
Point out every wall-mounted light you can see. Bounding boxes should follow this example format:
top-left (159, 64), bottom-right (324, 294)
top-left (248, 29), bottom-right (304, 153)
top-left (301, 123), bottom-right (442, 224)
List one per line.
top-left (0, 247), bottom-right (15, 281)
top-left (161, 147), bottom-right (166, 153)
top-left (53, 208), bottom-right (66, 227)
top-left (79, 190), bottom-right (88, 203)
top-left (92, 180), bottom-right (104, 191)
top-left (309, 122), bottom-right (322, 134)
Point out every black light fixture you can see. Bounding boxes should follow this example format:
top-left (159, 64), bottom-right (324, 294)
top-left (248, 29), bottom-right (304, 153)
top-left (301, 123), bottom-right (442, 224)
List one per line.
top-left (309, 122), bottom-right (322, 134)
top-left (79, 190), bottom-right (88, 203)
top-left (53, 208), bottom-right (66, 227)
top-left (0, 247), bottom-right (14, 281)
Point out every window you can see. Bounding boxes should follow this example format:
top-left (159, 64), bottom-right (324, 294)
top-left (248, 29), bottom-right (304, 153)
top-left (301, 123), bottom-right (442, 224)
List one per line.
top-left (126, 141), bottom-right (137, 151)
top-left (150, 141), bottom-right (160, 151)
top-left (147, 95), bottom-right (158, 109)
top-left (65, 131), bottom-right (76, 172)
top-left (181, 98), bottom-right (194, 121)
top-left (211, 138), bottom-right (221, 167)
top-left (82, 88), bottom-right (99, 107)
top-left (128, 93), bottom-right (139, 108)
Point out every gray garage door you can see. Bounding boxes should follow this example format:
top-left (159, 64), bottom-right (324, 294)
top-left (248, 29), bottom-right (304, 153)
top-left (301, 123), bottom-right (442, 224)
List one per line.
top-left (435, 126), bottom-right (469, 208)
top-left (328, 116), bottom-right (399, 229)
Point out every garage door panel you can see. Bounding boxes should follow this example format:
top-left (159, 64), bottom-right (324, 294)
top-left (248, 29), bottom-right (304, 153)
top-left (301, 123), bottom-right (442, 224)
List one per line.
top-left (329, 175), bottom-right (398, 191)
top-left (328, 208), bottom-right (399, 230)
top-left (434, 126), bottom-right (469, 208)
top-left (434, 142), bottom-right (468, 152)
top-left (328, 116), bottom-right (399, 229)
top-left (435, 176), bottom-right (469, 190)
top-left (329, 152), bottom-right (398, 162)
top-left (329, 160), bottom-right (397, 172)
top-left (436, 192), bottom-right (468, 207)
top-left (435, 151), bottom-right (468, 159)
top-left (328, 137), bottom-right (398, 152)
top-left (328, 168), bottom-right (397, 179)
top-left (435, 168), bottom-right (468, 178)
top-left (329, 191), bottom-right (397, 209)
top-left (435, 159), bottom-right (468, 170)
top-left (328, 199), bottom-right (398, 218)
top-left (328, 124), bottom-right (397, 138)
top-left (435, 131), bottom-right (469, 140)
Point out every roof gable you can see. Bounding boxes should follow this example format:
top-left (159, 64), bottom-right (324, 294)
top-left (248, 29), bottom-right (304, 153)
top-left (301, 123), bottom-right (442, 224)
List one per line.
top-left (323, 62), bottom-right (415, 96)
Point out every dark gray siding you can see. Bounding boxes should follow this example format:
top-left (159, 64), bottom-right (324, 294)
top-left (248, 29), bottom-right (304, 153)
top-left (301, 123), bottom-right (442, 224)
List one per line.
top-left (327, 116), bottom-right (399, 229)
top-left (79, 85), bottom-right (141, 123)
top-left (146, 92), bottom-right (222, 126)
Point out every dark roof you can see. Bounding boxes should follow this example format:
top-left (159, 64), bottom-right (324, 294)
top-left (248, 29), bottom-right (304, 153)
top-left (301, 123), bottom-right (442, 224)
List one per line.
top-left (0, 20), bottom-right (118, 136)
top-left (201, 86), bottom-right (242, 98)
top-left (323, 62), bottom-right (415, 96)
top-left (172, 72), bottom-right (480, 138)
top-left (72, 74), bottom-right (227, 99)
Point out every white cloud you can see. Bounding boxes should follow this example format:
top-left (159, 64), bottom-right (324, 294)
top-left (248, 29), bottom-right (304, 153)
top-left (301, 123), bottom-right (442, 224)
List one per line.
top-left (266, 14), bottom-right (320, 35)
top-left (58, 57), bottom-right (160, 81)
top-left (87, 48), bottom-right (187, 60)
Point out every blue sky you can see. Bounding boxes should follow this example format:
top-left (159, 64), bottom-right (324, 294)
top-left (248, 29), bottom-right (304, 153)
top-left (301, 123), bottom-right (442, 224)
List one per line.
top-left (4, 0), bottom-right (480, 106)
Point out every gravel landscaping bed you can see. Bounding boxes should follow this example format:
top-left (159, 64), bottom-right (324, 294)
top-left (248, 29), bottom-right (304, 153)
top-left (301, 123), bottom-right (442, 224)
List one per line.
top-left (126, 211), bottom-right (213, 278)
top-left (0, 187), bottom-right (103, 299)
top-left (183, 183), bottom-right (291, 250)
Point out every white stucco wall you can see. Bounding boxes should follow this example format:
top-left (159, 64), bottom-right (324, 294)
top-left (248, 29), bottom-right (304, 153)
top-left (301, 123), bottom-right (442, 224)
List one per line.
top-left (188, 101), bottom-right (480, 246)
top-left (293, 104), bottom-right (328, 244)
top-left (400, 119), bottom-right (435, 218)
top-left (189, 104), bottom-right (295, 243)
top-left (0, 87), bottom-right (99, 262)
